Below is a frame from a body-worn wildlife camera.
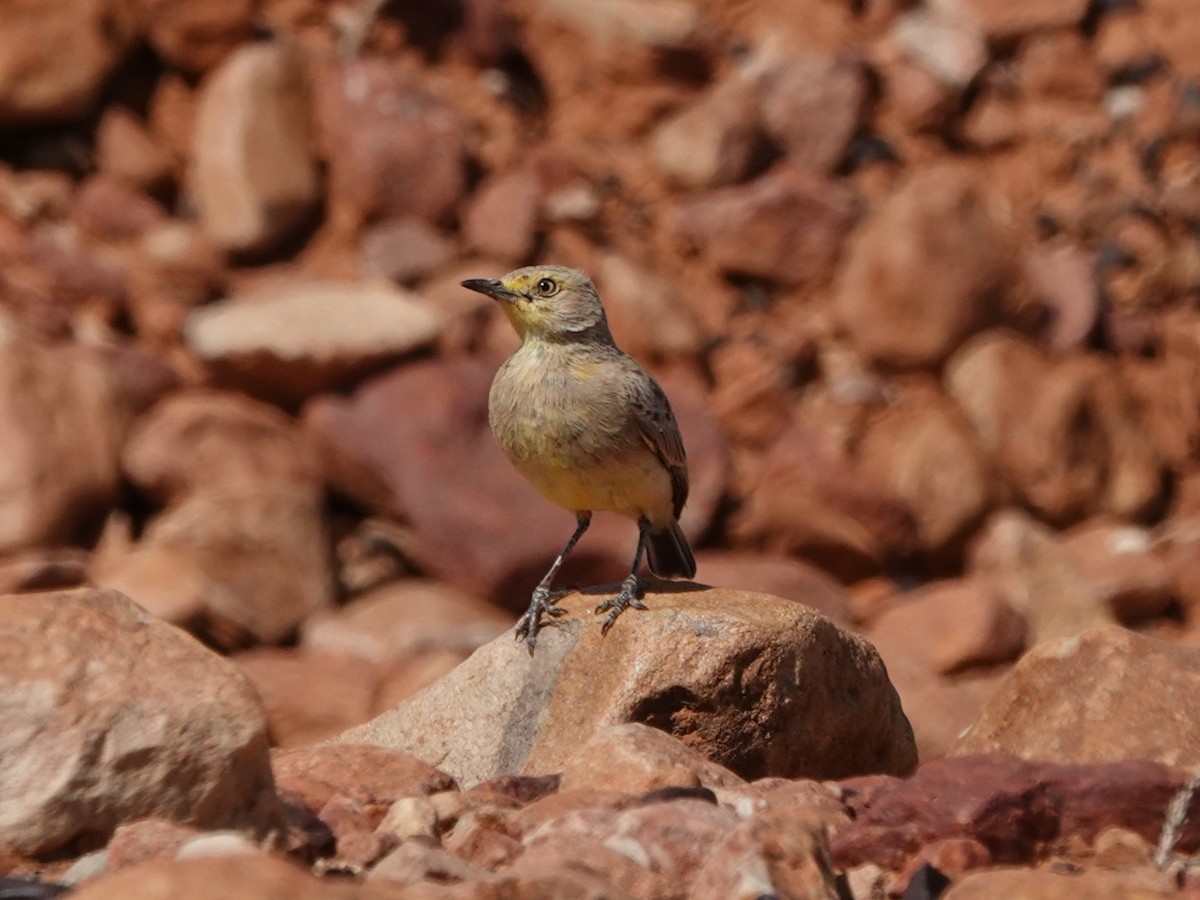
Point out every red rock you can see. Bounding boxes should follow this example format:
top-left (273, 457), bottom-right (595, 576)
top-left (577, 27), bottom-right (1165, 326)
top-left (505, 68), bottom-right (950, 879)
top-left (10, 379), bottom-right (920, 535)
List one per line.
top-left (691, 807), bottom-right (843, 900)
top-left (731, 420), bottom-right (919, 581)
top-left (836, 165), bottom-right (1016, 368)
top-left (1166, 516), bottom-right (1200, 621)
top-left (969, 509), bottom-right (1118, 644)
top-left (1027, 244), bottom-right (1100, 353)
top-left (233, 648), bottom-right (379, 748)
top-left (693, 550), bottom-right (853, 624)
top-left (1143, 0), bottom-right (1200, 79)
top-left (134, 0), bottom-right (255, 73)
top-left (833, 755), bottom-right (1200, 872)
top-left (669, 164), bottom-right (858, 286)
top-left (946, 335), bottom-right (1102, 523)
top-left (272, 745), bottom-right (456, 828)
top-left (856, 379), bottom-right (993, 560)
top-left (359, 218), bottom-right (457, 285)
top-left (757, 55), bottom-right (867, 173)
top-left (0, 547), bottom-right (89, 594)
top-left (707, 333), bottom-right (794, 447)
top-left (93, 391), bottom-right (332, 644)
top-left (876, 54), bottom-right (960, 133)
top-left (943, 866), bottom-right (1178, 899)
top-left (864, 577), bottom-right (1015, 759)
top-left (1060, 522), bottom-right (1173, 623)
top-left (368, 838), bottom-right (486, 888)
top-left (868, 578), bottom-right (1026, 676)
top-left (515, 797), bottom-right (737, 899)
top-left (107, 819), bottom-right (206, 870)
top-left (188, 43), bottom-right (319, 254)
top-left (0, 341), bottom-right (140, 552)
top-left (0, 0), bottom-right (137, 125)
top-left (314, 58), bottom-right (467, 227)
top-left (1018, 31), bottom-right (1104, 102)
top-left (73, 175), bottom-right (167, 241)
top-left (184, 280), bottom-right (442, 404)
top-left (338, 588), bottom-right (917, 785)
top-left (301, 579), bottom-right (510, 666)
top-left (462, 168), bottom-right (541, 262)
top-left (376, 650), bottom-right (473, 713)
top-left (67, 854), bottom-right (411, 900)
top-left (0, 588), bottom-right (275, 857)
top-left (890, 9), bottom-right (988, 88)
top-left (1120, 311), bottom-right (1200, 469)
top-left (596, 254), bottom-right (705, 359)
top-left (930, 0), bottom-right (1089, 38)
top-left (650, 74), bottom-right (762, 189)
top-left (121, 391), bottom-right (322, 501)
top-left (95, 107), bottom-right (175, 192)
top-left (953, 626), bottom-right (1200, 767)
top-left (558, 723), bottom-right (746, 796)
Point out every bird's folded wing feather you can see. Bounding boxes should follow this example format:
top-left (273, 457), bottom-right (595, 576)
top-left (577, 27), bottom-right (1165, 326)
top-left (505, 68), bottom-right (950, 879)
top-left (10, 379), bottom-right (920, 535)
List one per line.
top-left (632, 376), bottom-right (690, 519)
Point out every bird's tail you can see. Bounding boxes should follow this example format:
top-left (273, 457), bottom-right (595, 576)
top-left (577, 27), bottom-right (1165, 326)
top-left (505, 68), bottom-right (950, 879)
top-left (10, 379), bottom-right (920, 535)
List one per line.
top-left (646, 520), bottom-right (696, 580)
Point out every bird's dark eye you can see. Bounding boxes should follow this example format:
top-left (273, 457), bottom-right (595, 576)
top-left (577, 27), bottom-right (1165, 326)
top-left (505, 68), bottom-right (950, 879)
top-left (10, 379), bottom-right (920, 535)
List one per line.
top-left (535, 277), bottom-right (558, 296)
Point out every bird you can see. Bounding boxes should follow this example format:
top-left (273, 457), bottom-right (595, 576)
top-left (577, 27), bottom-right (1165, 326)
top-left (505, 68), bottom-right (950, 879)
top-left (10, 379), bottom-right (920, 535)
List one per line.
top-left (461, 265), bottom-right (696, 651)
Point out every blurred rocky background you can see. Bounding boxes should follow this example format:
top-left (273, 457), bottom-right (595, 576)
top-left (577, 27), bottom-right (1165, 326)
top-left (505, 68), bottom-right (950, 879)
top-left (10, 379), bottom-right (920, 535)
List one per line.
top-left (3, 0), bottom-right (1200, 896)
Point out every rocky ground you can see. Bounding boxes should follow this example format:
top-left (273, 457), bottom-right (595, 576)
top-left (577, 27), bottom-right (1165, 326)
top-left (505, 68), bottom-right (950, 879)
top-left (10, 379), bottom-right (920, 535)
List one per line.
top-left (2, 0), bottom-right (1200, 897)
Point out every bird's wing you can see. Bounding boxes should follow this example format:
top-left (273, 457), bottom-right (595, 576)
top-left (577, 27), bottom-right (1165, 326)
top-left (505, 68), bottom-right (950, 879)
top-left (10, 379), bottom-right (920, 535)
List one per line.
top-left (631, 372), bottom-right (690, 520)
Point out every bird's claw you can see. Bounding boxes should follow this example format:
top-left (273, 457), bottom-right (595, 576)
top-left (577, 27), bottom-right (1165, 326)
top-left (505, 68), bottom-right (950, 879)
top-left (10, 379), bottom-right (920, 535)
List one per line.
top-left (514, 585), bottom-right (571, 653)
top-left (595, 575), bottom-right (646, 635)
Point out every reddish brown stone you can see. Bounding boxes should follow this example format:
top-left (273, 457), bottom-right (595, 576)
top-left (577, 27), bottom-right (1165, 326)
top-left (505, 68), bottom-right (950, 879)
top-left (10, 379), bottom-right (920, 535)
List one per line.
top-left (833, 755), bottom-right (1200, 872)
top-left (836, 165), bottom-right (1017, 368)
top-left (732, 420), bottom-right (919, 581)
top-left (952, 626), bottom-right (1200, 768)
top-left (670, 164), bottom-right (858, 287)
top-left (314, 58), bottom-right (466, 228)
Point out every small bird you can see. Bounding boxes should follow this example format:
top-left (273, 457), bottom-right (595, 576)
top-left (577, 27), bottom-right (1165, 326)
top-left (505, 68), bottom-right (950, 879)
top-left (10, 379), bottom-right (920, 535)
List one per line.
top-left (462, 265), bottom-right (696, 651)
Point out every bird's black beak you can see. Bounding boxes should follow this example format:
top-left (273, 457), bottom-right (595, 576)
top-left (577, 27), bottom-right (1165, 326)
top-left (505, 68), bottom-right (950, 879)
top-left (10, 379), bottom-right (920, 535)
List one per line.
top-left (461, 278), bottom-right (519, 303)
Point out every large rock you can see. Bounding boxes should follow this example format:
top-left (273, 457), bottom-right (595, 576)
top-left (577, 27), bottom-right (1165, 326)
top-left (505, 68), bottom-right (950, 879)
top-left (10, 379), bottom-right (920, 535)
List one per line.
top-left (134, 0), bottom-right (255, 73)
top-left (92, 392), bottom-right (332, 645)
top-left (313, 58), bottom-right (467, 227)
top-left (952, 626), bottom-right (1200, 767)
top-left (650, 74), bottom-right (763, 189)
top-left (856, 379), bottom-right (993, 560)
top-left (188, 43), bottom-right (319, 254)
top-left (669, 164), bottom-right (858, 286)
top-left (68, 854), bottom-right (413, 900)
top-left (930, 0), bottom-right (1089, 38)
top-left (943, 867), bottom-right (1177, 900)
top-left (337, 587), bottom-right (917, 785)
top-left (302, 357), bottom-right (726, 607)
top-left (864, 578), bottom-right (1022, 759)
top-left (969, 509), bottom-right (1119, 645)
top-left (757, 55), bottom-right (867, 173)
top-left (833, 754), bottom-right (1200, 872)
top-left (947, 333), bottom-right (1162, 524)
top-left (731, 420), bottom-right (918, 581)
top-left (835, 165), bottom-right (1017, 368)
top-left (0, 0), bottom-right (137, 125)
top-left (0, 341), bottom-right (140, 552)
top-left (0, 588), bottom-right (276, 856)
top-left (184, 280), bottom-right (441, 404)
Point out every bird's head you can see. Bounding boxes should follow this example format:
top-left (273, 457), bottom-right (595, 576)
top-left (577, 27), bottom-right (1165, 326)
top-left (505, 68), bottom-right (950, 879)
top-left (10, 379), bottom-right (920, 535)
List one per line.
top-left (461, 265), bottom-right (608, 342)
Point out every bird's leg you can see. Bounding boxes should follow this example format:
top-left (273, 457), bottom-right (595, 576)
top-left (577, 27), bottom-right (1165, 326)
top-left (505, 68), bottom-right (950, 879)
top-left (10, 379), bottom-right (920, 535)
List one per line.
top-left (596, 517), bottom-right (651, 635)
top-left (516, 512), bottom-right (591, 652)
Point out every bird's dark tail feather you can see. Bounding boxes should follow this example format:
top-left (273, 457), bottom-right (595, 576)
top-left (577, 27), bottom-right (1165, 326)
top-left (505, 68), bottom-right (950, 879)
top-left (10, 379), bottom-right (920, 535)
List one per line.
top-left (646, 521), bottom-right (696, 580)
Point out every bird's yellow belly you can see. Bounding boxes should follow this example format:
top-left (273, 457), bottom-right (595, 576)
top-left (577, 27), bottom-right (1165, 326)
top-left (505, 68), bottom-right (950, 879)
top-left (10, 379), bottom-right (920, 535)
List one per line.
top-left (509, 445), bottom-right (672, 522)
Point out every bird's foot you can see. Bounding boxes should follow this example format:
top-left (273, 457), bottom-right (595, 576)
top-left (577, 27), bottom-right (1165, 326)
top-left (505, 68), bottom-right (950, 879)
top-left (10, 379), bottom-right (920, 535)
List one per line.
top-left (514, 585), bottom-right (572, 653)
top-left (595, 574), bottom-right (647, 635)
